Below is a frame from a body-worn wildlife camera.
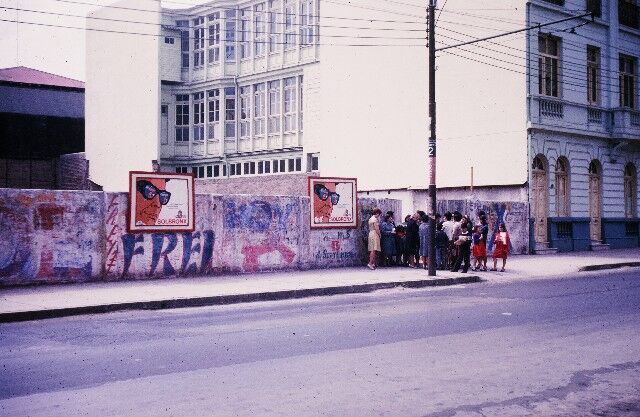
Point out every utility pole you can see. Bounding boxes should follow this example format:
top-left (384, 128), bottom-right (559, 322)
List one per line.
top-left (427, 0), bottom-right (437, 276)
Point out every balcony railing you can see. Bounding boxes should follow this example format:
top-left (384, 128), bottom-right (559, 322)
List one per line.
top-left (540, 99), bottom-right (564, 118)
top-left (619, 0), bottom-right (640, 29)
top-left (588, 107), bottom-right (603, 123)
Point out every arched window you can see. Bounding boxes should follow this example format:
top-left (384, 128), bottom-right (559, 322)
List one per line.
top-left (589, 160), bottom-right (600, 175)
top-left (532, 155), bottom-right (545, 171)
top-left (555, 157), bottom-right (570, 217)
top-left (624, 163), bottom-right (637, 218)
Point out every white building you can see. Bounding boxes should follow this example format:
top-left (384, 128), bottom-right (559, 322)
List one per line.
top-left (363, 0), bottom-right (640, 253)
top-left (527, 0), bottom-right (640, 252)
top-left (86, 0), bottom-right (428, 192)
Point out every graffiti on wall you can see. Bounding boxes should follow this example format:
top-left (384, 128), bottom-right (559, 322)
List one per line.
top-left (437, 200), bottom-right (529, 255)
top-left (121, 230), bottom-right (215, 276)
top-left (222, 198), bottom-right (300, 271)
top-left (312, 230), bottom-right (358, 262)
top-left (0, 192), bottom-right (99, 283)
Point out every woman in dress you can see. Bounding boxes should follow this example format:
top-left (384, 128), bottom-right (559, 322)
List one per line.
top-left (367, 208), bottom-right (382, 270)
top-left (418, 213), bottom-right (431, 269)
top-left (491, 223), bottom-right (510, 272)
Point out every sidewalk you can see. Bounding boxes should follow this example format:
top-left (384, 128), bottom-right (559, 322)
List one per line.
top-left (1, 248), bottom-right (639, 323)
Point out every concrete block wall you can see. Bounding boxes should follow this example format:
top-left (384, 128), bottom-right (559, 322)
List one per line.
top-left (0, 188), bottom-right (400, 286)
top-left (58, 152), bottom-right (89, 190)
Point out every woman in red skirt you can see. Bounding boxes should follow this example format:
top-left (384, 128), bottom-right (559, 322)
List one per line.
top-left (471, 225), bottom-right (487, 271)
top-left (491, 223), bottom-right (510, 272)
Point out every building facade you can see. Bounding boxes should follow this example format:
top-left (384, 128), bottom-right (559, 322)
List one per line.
top-left (527, 0), bottom-right (640, 251)
top-left (0, 66), bottom-right (86, 189)
top-left (86, 0), bottom-right (428, 191)
top-left (158, 1), bottom-right (317, 179)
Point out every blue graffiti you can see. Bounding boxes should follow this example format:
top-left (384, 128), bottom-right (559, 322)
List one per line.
top-left (487, 203), bottom-right (513, 252)
top-left (224, 200), bottom-right (295, 232)
top-left (121, 230), bottom-right (215, 277)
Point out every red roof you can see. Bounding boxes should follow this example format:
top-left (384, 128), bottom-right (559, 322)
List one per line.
top-left (0, 66), bottom-right (84, 89)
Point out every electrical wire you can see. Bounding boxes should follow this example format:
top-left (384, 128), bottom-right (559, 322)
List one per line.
top-left (1, 6), bottom-right (428, 40)
top-left (0, 17), bottom-right (427, 46)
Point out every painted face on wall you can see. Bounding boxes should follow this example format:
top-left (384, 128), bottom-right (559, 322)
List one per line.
top-left (135, 178), bottom-right (171, 226)
top-left (313, 183), bottom-right (339, 222)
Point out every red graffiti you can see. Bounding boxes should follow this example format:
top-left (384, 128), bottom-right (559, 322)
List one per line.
top-left (241, 241), bottom-right (296, 272)
top-left (105, 195), bottom-right (120, 274)
top-left (331, 240), bottom-right (341, 252)
top-left (35, 205), bottom-right (64, 230)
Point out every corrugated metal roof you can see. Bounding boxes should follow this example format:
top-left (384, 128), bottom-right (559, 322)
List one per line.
top-left (0, 66), bottom-right (84, 89)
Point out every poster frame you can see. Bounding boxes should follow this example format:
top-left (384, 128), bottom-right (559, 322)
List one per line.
top-left (308, 176), bottom-right (358, 229)
top-left (127, 171), bottom-right (196, 233)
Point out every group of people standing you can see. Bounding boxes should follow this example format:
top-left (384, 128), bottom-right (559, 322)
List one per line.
top-left (367, 209), bottom-right (511, 273)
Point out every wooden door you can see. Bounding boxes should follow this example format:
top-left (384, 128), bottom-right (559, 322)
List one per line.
top-left (588, 161), bottom-right (602, 242)
top-left (532, 156), bottom-right (548, 244)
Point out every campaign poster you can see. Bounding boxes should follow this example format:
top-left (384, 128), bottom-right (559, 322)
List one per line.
top-left (128, 171), bottom-right (195, 232)
top-left (309, 177), bottom-right (358, 229)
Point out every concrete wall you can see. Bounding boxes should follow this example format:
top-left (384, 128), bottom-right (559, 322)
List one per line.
top-left (196, 173), bottom-right (317, 197)
top-left (0, 188), bottom-right (400, 286)
top-left (437, 199), bottom-right (530, 255)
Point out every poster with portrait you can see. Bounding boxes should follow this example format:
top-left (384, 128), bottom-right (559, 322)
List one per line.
top-left (128, 171), bottom-right (195, 233)
top-left (309, 177), bottom-right (358, 229)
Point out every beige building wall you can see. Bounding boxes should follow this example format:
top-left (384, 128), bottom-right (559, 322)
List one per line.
top-left (85, 0), bottom-right (161, 191)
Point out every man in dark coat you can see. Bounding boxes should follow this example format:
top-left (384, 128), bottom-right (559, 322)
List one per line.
top-left (405, 212), bottom-right (420, 268)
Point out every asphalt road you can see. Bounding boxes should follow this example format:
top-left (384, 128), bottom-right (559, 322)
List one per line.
top-left (1, 268), bottom-right (639, 416)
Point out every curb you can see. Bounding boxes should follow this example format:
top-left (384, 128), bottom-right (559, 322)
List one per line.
top-left (578, 262), bottom-right (640, 272)
top-left (0, 275), bottom-right (481, 323)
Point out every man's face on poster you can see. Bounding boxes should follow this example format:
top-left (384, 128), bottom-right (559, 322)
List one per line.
top-left (135, 178), bottom-right (171, 225)
top-left (313, 183), bottom-right (339, 221)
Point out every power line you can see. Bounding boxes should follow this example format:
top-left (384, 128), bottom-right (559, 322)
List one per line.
top-left (42, 0), bottom-right (428, 26)
top-left (1, 6), bottom-right (428, 40)
top-left (322, 0), bottom-right (425, 20)
top-left (0, 17), bottom-right (427, 46)
top-left (436, 11), bottom-right (593, 52)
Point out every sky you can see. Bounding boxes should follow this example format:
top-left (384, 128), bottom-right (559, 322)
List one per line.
top-left (0, 0), bottom-right (201, 80)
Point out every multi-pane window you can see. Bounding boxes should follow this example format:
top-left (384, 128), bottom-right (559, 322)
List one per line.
top-left (254, 83), bottom-right (266, 135)
top-left (284, 0), bottom-right (297, 50)
top-left (620, 54), bottom-right (636, 109)
top-left (177, 20), bottom-right (189, 69)
top-left (240, 8), bottom-right (251, 60)
top-left (300, 0), bottom-right (314, 46)
top-left (175, 166), bottom-right (188, 174)
top-left (224, 87), bottom-right (236, 138)
top-left (208, 12), bottom-right (220, 64)
top-left (193, 17), bottom-right (205, 67)
top-left (268, 80), bottom-right (281, 134)
top-left (273, 159), bottom-right (279, 173)
top-left (225, 10), bottom-right (237, 62)
top-left (193, 92), bottom-right (205, 141)
top-left (538, 35), bottom-right (560, 97)
top-left (587, 0), bottom-right (601, 18)
top-left (299, 75), bottom-right (303, 131)
top-left (283, 77), bottom-right (297, 132)
top-left (175, 94), bottom-right (189, 142)
top-left (269, 0), bottom-right (281, 53)
top-left (255, 3), bottom-right (266, 56)
top-left (619, 0), bottom-right (640, 29)
top-left (239, 86), bottom-right (251, 138)
top-left (624, 163), bottom-right (637, 218)
top-left (207, 89), bottom-right (220, 139)
top-left (587, 46), bottom-right (600, 104)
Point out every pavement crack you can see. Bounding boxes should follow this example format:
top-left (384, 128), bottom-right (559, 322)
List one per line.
top-left (423, 361), bottom-right (640, 417)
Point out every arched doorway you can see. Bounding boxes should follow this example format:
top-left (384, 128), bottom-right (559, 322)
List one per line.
top-left (555, 157), bottom-right (570, 217)
top-left (624, 163), bottom-right (637, 218)
top-left (532, 155), bottom-right (549, 246)
top-left (588, 160), bottom-right (602, 242)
